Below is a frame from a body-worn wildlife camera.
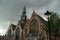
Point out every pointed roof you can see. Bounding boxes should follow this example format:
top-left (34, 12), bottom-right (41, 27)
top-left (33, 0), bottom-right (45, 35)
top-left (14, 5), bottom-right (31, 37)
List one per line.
top-left (22, 6), bottom-right (26, 14)
top-left (31, 10), bottom-right (36, 17)
top-left (31, 10), bottom-right (46, 24)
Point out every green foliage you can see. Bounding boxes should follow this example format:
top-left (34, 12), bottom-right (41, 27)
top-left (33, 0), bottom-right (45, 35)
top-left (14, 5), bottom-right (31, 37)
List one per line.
top-left (45, 12), bottom-right (60, 37)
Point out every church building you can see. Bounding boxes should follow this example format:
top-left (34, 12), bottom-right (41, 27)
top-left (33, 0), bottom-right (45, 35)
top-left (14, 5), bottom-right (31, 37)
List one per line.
top-left (6, 6), bottom-right (47, 40)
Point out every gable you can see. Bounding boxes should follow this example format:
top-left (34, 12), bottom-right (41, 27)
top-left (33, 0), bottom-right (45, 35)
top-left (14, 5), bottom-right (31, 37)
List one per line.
top-left (24, 10), bottom-right (46, 33)
top-left (29, 10), bottom-right (46, 26)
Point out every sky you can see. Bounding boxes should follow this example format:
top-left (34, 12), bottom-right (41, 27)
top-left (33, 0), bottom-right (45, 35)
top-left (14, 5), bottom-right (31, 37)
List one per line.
top-left (0, 0), bottom-right (60, 35)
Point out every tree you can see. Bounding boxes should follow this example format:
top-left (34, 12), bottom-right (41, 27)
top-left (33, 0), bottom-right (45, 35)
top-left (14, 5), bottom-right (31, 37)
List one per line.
top-left (45, 12), bottom-right (60, 40)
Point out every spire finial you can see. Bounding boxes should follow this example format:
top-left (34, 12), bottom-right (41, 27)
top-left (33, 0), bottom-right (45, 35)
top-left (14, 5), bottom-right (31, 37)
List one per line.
top-left (22, 6), bottom-right (26, 14)
top-left (23, 6), bottom-right (25, 11)
top-left (23, 6), bottom-right (26, 11)
top-left (21, 6), bottom-right (27, 20)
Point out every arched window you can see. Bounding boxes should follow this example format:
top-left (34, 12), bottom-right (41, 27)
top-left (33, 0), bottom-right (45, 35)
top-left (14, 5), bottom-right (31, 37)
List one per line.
top-left (29, 19), bottom-right (39, 33)
top-left (15, 27), bottom-right (20, 40)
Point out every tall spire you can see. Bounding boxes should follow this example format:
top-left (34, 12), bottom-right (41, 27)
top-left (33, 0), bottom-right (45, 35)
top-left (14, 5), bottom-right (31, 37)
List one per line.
top-left (21, 6), bottom-right (27, 21)
top-left (20, 6), bottom-right (27, 29)
top-left (22, 6), bottom-right (26, 16)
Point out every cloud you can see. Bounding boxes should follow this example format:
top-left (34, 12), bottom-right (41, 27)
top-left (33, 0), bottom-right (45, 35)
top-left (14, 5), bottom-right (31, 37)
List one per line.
top-left (0, 21), bottom-right (11, 35)
top-left (0, 0), bottom-right (60, 35)
top-left (0, 29), bottom-right (4, 35)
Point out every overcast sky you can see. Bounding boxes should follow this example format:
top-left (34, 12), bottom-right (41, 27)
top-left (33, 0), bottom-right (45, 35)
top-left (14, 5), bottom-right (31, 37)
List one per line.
top-left (0, 0), bottom-right (60, 35)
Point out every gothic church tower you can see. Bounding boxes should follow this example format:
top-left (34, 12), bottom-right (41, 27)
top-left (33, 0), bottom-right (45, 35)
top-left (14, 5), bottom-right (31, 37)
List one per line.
top-left (20, 6), bottom-right (27, 29)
